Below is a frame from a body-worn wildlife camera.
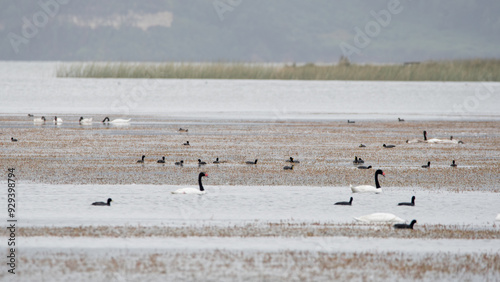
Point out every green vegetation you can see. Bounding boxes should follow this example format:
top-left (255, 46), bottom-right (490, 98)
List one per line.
top-left (56, 59), bottom-right (500, 81)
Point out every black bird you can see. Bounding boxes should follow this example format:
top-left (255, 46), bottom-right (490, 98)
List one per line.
top-left (175, 160), bottom-right (184, 166)
top-left (246, 159), bottom-right (258, 165)
top-left (213, 157), bottom-right (220, 164)
top-left (183, 141), bottom-right (190, 146)
top-left (359, 144), bottom-right (366, 148)
top-left (357, 165), bottom-right (372, 169)
top-left (398, 196), bottom-right (415, 206)
top-left (92, 198), bottom-right (112, 206)
top-left (286, 157), bottom-right (300, 163)
top-left (137, 155), bottom-right (145, 163)
top-left (450, 160), bottom-right (457, 167)
top-left (334, 197), bottom-right (353, 206)
top-left (421, 161), bottom-right (430, 168)
top-left (283, 165), bottom-right (293, 170)
top-left (383, 144), bottom-right (396, 148)
top-left (358, 157), bottom-right (364, 164)
top-left (102, 117), bottom-right (110, 123)
top-left (198, 159), bottom-right (207, 165)
top-left (179, 128), bottom-right (188, 132)
top-left (393, 219), bottom-right (417, 229)
top-left (353, 156), bottom-right (359, 164)
top-left (11, 137), bottom-right (17, 142)
top-left (347, 120), bottom-right (355, 123)
top-left (398, 118), bottom-right (405, 122)
top-left (28, 114), bottom-right (34, 117)
top-left (157, 156), bottom-right (165, 163)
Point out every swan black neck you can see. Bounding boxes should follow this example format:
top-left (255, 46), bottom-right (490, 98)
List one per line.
top-left (375, 170), bottom-right (384, 188)
top-left (103, 117), bottom-right (110, 122)
top-left (198, 172), bottom-right (206, 191)
top-left (409, 220), bottom-right (417, 228)
top-left (411, 196), bottom-right (415, 205)
top-left (423, 131), bottom-right (427, 141)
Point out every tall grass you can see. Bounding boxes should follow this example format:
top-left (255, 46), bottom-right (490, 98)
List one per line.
top-left (56, 59), bottom-right (500, 81)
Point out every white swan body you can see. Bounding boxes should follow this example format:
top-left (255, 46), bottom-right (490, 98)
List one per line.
top-left (350, 169), bottom-right (385, 194)
top-left (496, 214), bottom-right (500, 221)
top-left (354, 213), bottom-right (405, 223)
top-left (33, 116), bottom-right (46, 123)
top-left (350, 184), bottom-right (381, 193)
top-left (172, 188), bottom-right (206, 195)
top-left (79, 117), bottom-right (93, 124)
top-left (53, 116), bottom-right (63, 124)
top-left (172, 172), bottom-right (208, 195)
top-left (102, 117), bottom-right (131, 124)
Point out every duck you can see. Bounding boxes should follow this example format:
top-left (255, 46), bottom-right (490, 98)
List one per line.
top-left (213, 157), bottom-right (220, 164)
top-left (102, 117), bottom-right (131, 124)
top-left (79, 117), bottom-right (93, 124)
top-left (53, 116), bottom-right (63, 124)
top-left (246, 159), bottom-right (258, 165)
top-left (350, 169), bottom-right (385, 193)
top-left (183, 141), bottom-right (190, 146)
top-left (11, 137), bottom-right (17, 142)
top-left (383, 144), bottom-right (396, 148)
top-left (398, 118), bottom-right (405, 122)
top-left (450, 160), bottom-right (457, 167)
top-left (421, 161), bottom-right (430, 168)
top-left (347, 120), bottom-right (355, 124)
top-left (354, 213), bottom-right (405, 223)
top-left (334, 197), bottom-right (353, 206)
top-left (394, 219), bottom-right (417, 229)
top-left (285, 157), bottom-right (300, 163)
top-left (283, 165), bottom-right (294, 170)
top-left (137, 155), bottom-right (145, 163)
top-left (157, 156), bottom-right (166, 163)
top-left (33, 116), bottom-right (46, 123)
top-left (175, 160), bottom-right (184, 166)
top-left (91, 198), bottom-right (112, 206)
top-left (172, 172), bottom-right (208, 194)
top-left (178, 128), bottom-right (188, 132)
top-left (357, 165), bottom-right (372, 169)
top-left (359, 144), bottom-right (366, 148)
top-left (353, 156), bottom-right (359, 164)
top-left (398, 196), bottom-right (415, 206)
top-left (358, 157), bottom-right (364, 164)
top-left (198, 159), bottom-right (207, 165)
top-left (28, 114), bottom-right (34, 117)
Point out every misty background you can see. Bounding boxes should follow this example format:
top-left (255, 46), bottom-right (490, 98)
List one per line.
top-left (1, 0), bottom-right (499, 63)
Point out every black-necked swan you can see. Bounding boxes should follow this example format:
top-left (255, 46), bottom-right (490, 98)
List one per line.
top-left (183, 141), bottom-right (190, 146)
top-left (102, 117), bottom-right (131, 123)
top-left (334, 197), bottom-right (353, 206)
top-left (393, 219), bottom-right (417, 229)
top-left (198, 159), bottom-right (207, 165)
top-left (33, 116), bottom-right (46, 123)
top-left (175, 160), bottom-right (184, 166)
top-left (421, 161), bottom-right (430, 168)
top-left (354, 213), bottom-right (404, 223)
top-left (246, 159), bottom-right (258, 165)
top-left (53, 116), bottom-right (63, 124)
top-left (407, 131), bottom-right (427, 144)
top-left (137, 155), bottom-right (145, 163)
top-left (79, 117), bottom-right (93, 124)
top-left (383, 144), bottom-right (396, 148)
top-left (92, 198), bottom-right (112, 206)
top-left (213, 157), bottom-right (220, 164)
top-left (450, 160), bottom-right (457, 167)
top-left (357, 165), bottom-right (372, 169)
top-left (283, 165), bottom-right (293, 170)
top-left (11, 137), bottom-right (17, 142)
top-left (350, 169), bottom-right (385, 193)
top-left (398, 196), bottom-right (415, 206)
top-left (157, 156), bottom-right (166, 163)
top-left (172, 172), bottom-right (208, 194)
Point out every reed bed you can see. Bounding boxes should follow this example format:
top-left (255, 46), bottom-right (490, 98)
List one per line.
top-left (12, 223), bottom-right (500, 239)
top-left (56, 59), bottom-right (500, 81)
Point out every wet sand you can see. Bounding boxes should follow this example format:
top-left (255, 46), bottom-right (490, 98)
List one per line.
top-left (1, 116), bottom-right (499, 191)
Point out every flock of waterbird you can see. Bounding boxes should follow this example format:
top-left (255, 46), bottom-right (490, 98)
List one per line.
top-left (14, 115), bottom-right (473, 229)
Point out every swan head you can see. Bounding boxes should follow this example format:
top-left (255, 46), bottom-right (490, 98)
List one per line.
top-left (41, 116), bottom-right (46, 121)
top-left (199, 172), bottom-right (208, 178)
top-left (79, 117), bottom-right (83, 121)
top-left (376, 169), bottom-right (385, 177)
top-left (107, 198), bottom-right (113, 204)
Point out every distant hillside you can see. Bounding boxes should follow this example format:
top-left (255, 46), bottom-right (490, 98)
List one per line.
top-left (1, 0), bottom-right (499, 63)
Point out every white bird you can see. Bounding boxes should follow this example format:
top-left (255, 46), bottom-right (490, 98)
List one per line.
top-left (350, 169), bottom-right (385, 193)
top-left (33, 116), bottom-right (46, 124)
top-left (79, 117), bottom-right (93, 124)
top-left (496, 214), bottom-right (500, 221)
top-left (172, 172), bottom-right (208, 195)
top-left (102, 117), bottom-right (131, 124)
top-left (53, 116), bottom-right (63, 124)
top-left (354, 213), bottom-right (405, 223)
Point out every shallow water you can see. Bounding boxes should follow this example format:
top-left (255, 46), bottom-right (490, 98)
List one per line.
top-left (9, 184), bottom-right (499, 227)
